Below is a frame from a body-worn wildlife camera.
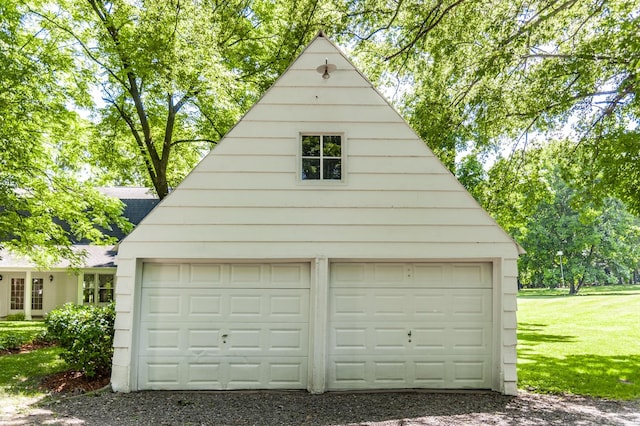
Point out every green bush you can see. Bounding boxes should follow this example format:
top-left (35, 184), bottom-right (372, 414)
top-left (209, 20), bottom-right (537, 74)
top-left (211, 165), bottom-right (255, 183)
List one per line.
top-left (0, 334), bottom-right (28, 351)
top-left (44, 303), bottom-right (115, 378)
top-left (5, 312), bottom-right (26, 321)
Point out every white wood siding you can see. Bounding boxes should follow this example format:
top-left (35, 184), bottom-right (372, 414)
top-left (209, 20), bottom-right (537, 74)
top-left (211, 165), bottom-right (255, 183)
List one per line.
top-left (122, 36), bottom-right (516, 259)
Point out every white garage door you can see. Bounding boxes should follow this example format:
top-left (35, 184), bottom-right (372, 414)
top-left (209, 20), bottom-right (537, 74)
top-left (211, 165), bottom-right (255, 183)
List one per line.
top-left (138, 263), bottom-right (310, 390)
top-left (328, 262), bottom-right (492, 390)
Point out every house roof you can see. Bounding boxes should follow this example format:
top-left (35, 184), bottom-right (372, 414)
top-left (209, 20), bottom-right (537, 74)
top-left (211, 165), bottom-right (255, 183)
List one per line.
top-left (0, 187), bottom-right (158, 269)
top-left (99, 187), bottom-right (159, 241)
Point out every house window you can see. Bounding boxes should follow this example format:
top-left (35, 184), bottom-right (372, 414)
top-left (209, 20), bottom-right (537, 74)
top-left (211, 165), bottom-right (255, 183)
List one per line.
top-left (32, 278), bottom-right (43, 310)
top-left (301, 134), bottom-right (342, 180)
top-left (98, 274), bottom-right (114, 303)
top-left (83, 274), bottom-right (96, 304)
top-left (10, 278), bottom-right (24, 310)
top-left (83, 273), bottom-right (115, 304)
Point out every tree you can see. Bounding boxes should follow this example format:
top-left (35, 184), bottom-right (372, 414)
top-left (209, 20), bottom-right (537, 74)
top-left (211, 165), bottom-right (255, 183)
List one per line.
top-left (343, 0), bottom-right (640, 212)
top-left (36, 0), bottom-right (343, 199)
top-left (483, 142), bottom-right (640, 294)
top-left (0, 0), bottom-right (129, 267)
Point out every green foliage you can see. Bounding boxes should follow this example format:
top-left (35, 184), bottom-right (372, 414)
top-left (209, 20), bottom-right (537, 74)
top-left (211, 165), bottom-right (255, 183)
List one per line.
top-left (5, 313), bottom-right (25, 321)
top-left (0, 320), bottom-right (47, 346)
top-left (44, 303), bottom-right (115, 378)
top-left (346, 0), bottom-right (640, 211)
top-left (0, 334), bottom-right (27, 351)
top-left (33, 0), bottom-right (345, 199)
top-left (483, 141), bottom-right (640, 293)
top-left (3, 0), bottom-right (640, 267)
top-left (518, 293), bottom-right (640, 399)
top-left (0, 0), bottom-right (132, 267)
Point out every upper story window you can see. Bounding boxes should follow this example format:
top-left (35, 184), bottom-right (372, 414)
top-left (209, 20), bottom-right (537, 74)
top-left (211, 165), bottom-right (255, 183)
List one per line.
top-left (301, 134), bottom-right (342, 180)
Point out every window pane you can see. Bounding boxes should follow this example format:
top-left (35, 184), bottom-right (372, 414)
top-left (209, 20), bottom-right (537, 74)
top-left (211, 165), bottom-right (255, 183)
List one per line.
top-left (323, 159), bottom-right (342, 180)
top-left (323, 135), bottom-right (341, 157)
top-left (83, 274), bottom-right (96, 304)
top-left (11, 278), bottom-right (24, 310)
top-left (301, 135), bottom-right (320, 156)
top-left (98, 274), bottom-right (114, 303)
top-left (32, 278), bottom-right (43, 310)
top-left (302, 158), bottom-right (320, 180)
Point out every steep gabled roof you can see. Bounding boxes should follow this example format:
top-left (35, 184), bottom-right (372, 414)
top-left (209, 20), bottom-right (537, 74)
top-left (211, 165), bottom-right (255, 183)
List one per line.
top-left (118, 33), bottom-right (521, 260)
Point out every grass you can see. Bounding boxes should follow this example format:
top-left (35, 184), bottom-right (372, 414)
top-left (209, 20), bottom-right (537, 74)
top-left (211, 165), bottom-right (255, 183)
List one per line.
top-left (518, 286), bottom-right (640, 400)
top-left (0, 321), bottom-right (68, 416)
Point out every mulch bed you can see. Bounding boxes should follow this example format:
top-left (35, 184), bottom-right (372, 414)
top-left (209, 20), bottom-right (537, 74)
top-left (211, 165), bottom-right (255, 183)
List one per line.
top-left (0, 340), bottom-right (53, 356)
top-left (39, 370), bottom-right (110, 394)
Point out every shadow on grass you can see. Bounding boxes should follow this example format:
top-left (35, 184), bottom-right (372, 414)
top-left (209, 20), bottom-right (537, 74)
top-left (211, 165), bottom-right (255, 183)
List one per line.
top-left (518, 322), bottom-right (577, 346)
top-left (518, 322), bottom-right (639, 399)
top-left (518, 353), bottom-right (640, 400)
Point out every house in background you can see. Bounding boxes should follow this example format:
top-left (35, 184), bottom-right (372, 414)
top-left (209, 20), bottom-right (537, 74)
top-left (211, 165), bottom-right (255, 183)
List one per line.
top-left (111, 33), bottom-right (523, 395)
top-left (0, 187), bottom-right (158, 319)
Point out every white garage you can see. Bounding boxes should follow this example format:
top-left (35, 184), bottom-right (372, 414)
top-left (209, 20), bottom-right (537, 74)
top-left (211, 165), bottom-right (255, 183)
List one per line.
top-left (111, 33), bottom-right (521, 395)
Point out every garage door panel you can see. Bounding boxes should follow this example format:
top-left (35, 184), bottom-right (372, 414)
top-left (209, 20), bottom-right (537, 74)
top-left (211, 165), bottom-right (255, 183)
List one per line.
top-left (329, 262), bottom-right (493, 390)
top-left (451, 326), bottom-right (491, 351)
top-left (143, 264), bottom-right (182, 287)
top-left (329, 357), bottom-right (446, 389)
top-left (139, 322), bottom-right (224, 355)
top-left (143, 263), bottom-right (310, 289)
top-left (452, 293), bottom-right (491, 321)
top-left (330, 322), bottom-right (490, 356)
top-left (141, 289), bottom-right (223, 319)
top-left (138, 262), bottom-right (310, 390)
top-left (333, 327), bottom-right (368, 351)
top-left (141, 324), bottom-right (308, 357)
top-left (331, 263), bottom-right (491, 289)
top-left (328, 356), bottom-right (491, 389)
top-left (143, 327), bottom-right (181, 352)
top-left (225, 324), bottom-right (308, 355)
top-left (331, 288), bottom-right (490, 322)
top-left (141, 288), bottom-right (309, 322)
top-left (139, 356), bottom-right (306, 390)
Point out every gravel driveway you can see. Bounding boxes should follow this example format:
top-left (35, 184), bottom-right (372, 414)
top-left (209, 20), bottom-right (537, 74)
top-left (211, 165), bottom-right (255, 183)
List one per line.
top-left (3, 390), bottom-right (639, 425)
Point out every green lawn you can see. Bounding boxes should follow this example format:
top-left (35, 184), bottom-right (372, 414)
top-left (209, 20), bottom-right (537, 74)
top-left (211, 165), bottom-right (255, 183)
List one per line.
top-left (0, 321), bottom-right (68, 415)
top-left (518, 288), bottom-right (640, 400)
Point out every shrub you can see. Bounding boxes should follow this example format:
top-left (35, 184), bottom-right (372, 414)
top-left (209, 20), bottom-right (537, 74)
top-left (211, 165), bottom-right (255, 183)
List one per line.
top-left (5, 312), bottom-right (26, 321)
top-left (44, 303), bottom-right (115, 378)
top-left (0, 334), bottom-right (28, 351)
